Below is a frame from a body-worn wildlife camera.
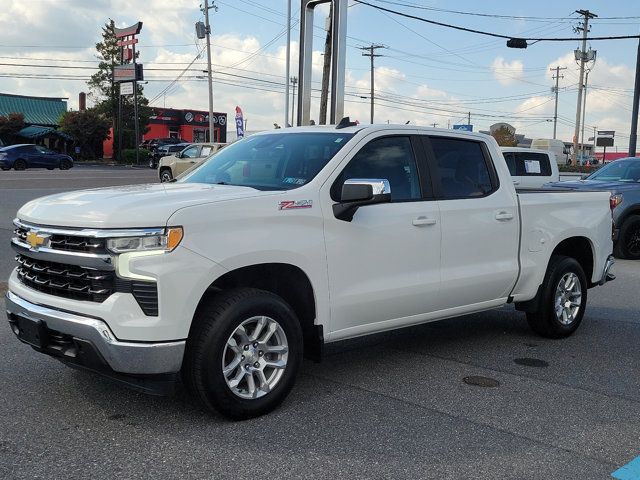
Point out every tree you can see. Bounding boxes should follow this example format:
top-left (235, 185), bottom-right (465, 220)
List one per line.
top-left (491, 125), bottom-right (517, 147)
top-left (87, 19), bottom-right (151, 160)
top-left (60, 109), bottom-right (111, 160)
top-left (0, 112), bottom-right (25, 144)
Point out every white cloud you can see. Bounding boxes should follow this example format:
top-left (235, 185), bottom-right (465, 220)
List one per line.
top-left (491, 57), bottom-right (524, 86)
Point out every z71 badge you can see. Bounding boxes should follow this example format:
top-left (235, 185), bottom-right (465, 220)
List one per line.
top-left (278, 200), bottom-right (313, 210)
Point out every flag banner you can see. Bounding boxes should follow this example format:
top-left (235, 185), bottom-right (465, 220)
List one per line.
top-left (235, 106), bottom-right (244, 138)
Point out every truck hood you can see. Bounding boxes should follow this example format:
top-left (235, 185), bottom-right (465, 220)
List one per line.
top-left (546, 179), bottom-right (639, 193)
top-left (18, 182), bottom-right (275, 228)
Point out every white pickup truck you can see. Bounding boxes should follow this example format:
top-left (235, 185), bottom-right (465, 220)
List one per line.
top-left (6, 124), bottom-right (615, 419)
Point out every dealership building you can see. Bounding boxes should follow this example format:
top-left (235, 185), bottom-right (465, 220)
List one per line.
top-left (145, 108), bottom-right (227, 143)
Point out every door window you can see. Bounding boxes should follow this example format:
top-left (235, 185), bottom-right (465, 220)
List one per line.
top-left (332, 136), bottom-right (422, 201)
top-left (429, 137), bottom-right (495, 199)
top-left (512, 152), bottom-right (551, 176)
top-left (200, 146), bottom-right (213, 157)
top-left (181, 146), bottom-right (199, 158)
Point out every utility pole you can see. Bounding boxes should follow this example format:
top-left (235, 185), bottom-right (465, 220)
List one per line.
top-left (580, 69), bottom-right (591, 160)
top-left (467, 111), bottom-right (471, 126)
top-left (319, 3), bottom-right (333, 125)
top-left (550, 66), bottom-right (566, 139)
top-left (629, 37), bottom-right (640, 156)
top-left (202, 0), bottom-right (217, 142)
top-left (360, 44), bottom-right (385, 124)
top-left (431, 123), bottom-right (438, 128)
top-left (290, 76), bottom-right (297, 125)
top-left (284, 0), bottom-right (291, 127)
top-left (572, 9), bottom-right (597, 165)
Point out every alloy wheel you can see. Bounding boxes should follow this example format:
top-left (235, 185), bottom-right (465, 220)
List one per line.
top-left (222, 316), bottom-right (289, 400)
top-left (554, 272), bottom-right (582, 325)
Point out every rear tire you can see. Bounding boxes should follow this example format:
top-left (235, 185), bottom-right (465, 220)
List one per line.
top-left (182, 288), bottom-right (303, 419)
top-left (615, 215), bottom-right (640, 260)
top-left (13, 159), bottom-right (26, 170)
top-left (526, 255), bottom-right (588, 338)
top-left (160, 168), bottom-right (173, 182)
top-left (60, 159), bottom-right (72, 170)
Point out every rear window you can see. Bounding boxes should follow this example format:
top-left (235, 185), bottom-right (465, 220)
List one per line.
top-left (503, 152), bottom-right (552, 177)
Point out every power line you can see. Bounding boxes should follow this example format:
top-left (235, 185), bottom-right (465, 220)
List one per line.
top-left (353, 0), bottom-right (640, 42)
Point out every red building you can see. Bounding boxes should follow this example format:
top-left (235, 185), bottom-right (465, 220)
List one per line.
top-left (103, 107), bottom-right (227, 158)
top-left (145, 108), bottom-right (227, 143)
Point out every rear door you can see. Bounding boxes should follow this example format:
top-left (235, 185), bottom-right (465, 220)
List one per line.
top-left (423, 135), bottom-right (519, 310)
top-left (510, 151), bottom-right (556, 188)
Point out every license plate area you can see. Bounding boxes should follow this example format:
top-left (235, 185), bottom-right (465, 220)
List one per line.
top-left (12, 315), bottom-right (49, 349)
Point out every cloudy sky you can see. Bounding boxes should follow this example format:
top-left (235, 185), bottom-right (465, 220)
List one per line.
top-left (1, 0), bottom-right (639, 149)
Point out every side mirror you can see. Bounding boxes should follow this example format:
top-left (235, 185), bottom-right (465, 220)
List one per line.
top-left (333, 178), bottom-right (392, 221)
top-left (580, 174), bottom-right (589, 180)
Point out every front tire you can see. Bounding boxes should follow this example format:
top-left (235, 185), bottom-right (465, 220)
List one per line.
top-left (60, 159), bottom-right (72, 170)
top-left (159, 168), bottom-right (173, 182)
top-left (526, 255), bottom-right (588, 338)
top-left (13, 159), bottom-right (26, 170)
top-left (182, 288), bottom-right (303, 419)
top-left (615, 215), bottom-right (640, 260)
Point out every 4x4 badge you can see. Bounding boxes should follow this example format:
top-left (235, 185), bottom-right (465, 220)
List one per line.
top-left (278, 200), bottom-right (313, 210)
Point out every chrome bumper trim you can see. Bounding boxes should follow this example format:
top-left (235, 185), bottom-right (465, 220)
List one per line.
top-left (5, 291), bottom-right (184, 374)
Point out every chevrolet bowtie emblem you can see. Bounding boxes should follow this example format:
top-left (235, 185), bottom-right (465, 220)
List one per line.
top-left (26, 231), bottom-right (49, 250)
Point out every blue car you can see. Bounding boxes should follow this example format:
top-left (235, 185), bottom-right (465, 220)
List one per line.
top-left (0, 144), bottom-right (74, 171)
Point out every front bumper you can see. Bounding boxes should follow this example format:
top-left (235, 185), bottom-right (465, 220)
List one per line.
top-left (6, 290), bottom-right (185, 377)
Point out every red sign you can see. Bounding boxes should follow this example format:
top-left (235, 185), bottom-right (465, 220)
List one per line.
top-left (117, 38), bottom-right (139, 47)
top-left (114, 22), bottom-right (143, 39)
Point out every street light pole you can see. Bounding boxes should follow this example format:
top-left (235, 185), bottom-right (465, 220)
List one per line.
top-left (203, 0), bottom-right (216, 142)
top-left (581, 69), bottom-right (590, 160)
top-left (284, 0), bottom-right (291, 127)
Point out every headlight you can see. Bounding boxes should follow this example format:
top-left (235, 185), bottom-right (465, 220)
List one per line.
top-left (0, 153), bottom-right (7, 159)
top-left (106, 227), bottom-right (183, 253)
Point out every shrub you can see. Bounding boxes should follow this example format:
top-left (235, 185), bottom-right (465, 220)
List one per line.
top-left (120, 148), bottom-right (150, 165)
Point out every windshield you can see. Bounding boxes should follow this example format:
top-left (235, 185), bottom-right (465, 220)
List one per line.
top-left (587, 159), bottom-right (640, 182)
top-left (179, 132), bottom-right (354, 190)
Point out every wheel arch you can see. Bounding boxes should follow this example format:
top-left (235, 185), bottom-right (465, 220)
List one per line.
top-left (193, 263), bottom-right (322, 361)
top-left (550, 236), bottom-right (594, 286)
top-left (516, 235), bottom-right (594, 313)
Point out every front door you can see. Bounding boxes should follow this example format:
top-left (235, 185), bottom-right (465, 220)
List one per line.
top-left (175, 145), bottom-right (200, 176)
top-left (423, 135), bottom-right (520, 310)
top-left (323, 133), bottom-right (441, 340)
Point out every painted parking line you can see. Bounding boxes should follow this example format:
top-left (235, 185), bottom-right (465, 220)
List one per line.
top-left (612, 456), bottom-right (640, 480)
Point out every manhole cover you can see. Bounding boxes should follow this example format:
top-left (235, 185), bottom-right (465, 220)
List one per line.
top-left (463, 376), bottom-right (500, 388)
top-left (514, 357), bottom-right (549, 368)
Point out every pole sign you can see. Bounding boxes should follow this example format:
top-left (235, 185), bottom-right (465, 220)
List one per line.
top-left (120, 82), bottom-right (134, 96)
top-left (235, 106), bottom-right (245, 138)
top-left (453, 124), bottom-right (473, 132)
top-left (598, 130), bottom-right (615, 137)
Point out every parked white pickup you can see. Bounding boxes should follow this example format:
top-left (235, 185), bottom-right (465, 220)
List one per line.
top-left (6, 125), bottom-right (615, 419)
top-left (501, 147), bottom-right (560, 189)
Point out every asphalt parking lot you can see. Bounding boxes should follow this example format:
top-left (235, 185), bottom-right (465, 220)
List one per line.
top-left (1, 167), bottom-right (638, 479)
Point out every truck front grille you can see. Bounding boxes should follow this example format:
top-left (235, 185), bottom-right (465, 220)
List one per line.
top-left (16, 254), bottom-right (115, 303)
top-left (14, 226), bottom-right (107, 254)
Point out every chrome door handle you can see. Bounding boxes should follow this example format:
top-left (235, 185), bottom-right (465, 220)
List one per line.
top-left (412, 216), bottom-right (437, 226)
top-left (512, 180), bottom-right (520, 185)
top-left (495, 211), bottom-right (514, 221)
